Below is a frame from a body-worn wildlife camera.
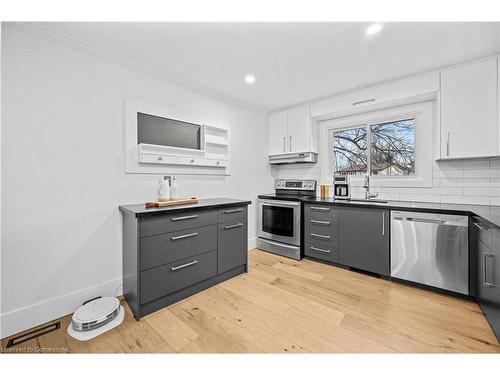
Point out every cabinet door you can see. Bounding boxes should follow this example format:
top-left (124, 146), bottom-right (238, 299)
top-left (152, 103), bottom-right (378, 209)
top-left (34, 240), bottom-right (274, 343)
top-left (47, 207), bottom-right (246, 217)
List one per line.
top-left (338, 207), bottom-right (390, 276)
top-left (218, 218), bottom-right (248, 274)
top-left (268, 110), bottom-right (288, 155)
top-left (440, 58), bottom-right (498, 159)
top-left (477, 241), bottom-right (495, 302)
top-left (287, 105), bottom-right (311, 153)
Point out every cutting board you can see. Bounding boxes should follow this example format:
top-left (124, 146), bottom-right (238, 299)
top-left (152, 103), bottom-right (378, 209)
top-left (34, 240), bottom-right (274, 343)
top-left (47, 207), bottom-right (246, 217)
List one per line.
top-left (145, 197), bottom-right (198, 208)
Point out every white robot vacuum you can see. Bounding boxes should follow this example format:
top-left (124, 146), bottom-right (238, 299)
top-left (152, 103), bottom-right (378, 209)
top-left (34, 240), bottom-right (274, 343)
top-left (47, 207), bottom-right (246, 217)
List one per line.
top-left (67, 296), bottom-right (124, 341)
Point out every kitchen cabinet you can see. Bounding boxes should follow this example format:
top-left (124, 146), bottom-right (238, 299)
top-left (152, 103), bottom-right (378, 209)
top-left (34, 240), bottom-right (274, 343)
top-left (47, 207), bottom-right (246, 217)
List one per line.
top-left (217, 207), bottom-right (248, 274)
top-left (311, 72), bottom-right (439, 118)
top-left (338, 207), bottom-right (390, 276)
top-left (304, 205), bottom-right (339, 263)
top-left (268, 111), bottom-right (288, 155)
top-left (268, 104), bottom-right (316, 156)
top-left (120, 200), bottom-right (250, 320)
top-left (439, 57), bottom-right (499, 159)
top-left (471, 217), bottom-right (500, 340)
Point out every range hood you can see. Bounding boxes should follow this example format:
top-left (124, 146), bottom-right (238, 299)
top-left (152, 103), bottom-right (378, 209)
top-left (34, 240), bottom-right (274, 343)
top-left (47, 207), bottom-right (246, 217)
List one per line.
top-left (269, 152), bottom-right (318, 165)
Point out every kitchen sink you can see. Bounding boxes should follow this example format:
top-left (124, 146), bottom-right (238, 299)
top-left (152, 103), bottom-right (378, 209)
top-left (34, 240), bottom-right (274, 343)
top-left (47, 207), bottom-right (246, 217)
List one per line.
top-left (348, 198), bottom-right (388, 204)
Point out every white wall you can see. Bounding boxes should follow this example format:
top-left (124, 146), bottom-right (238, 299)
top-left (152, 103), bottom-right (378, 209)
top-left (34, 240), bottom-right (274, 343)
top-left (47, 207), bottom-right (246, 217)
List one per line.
top-left (1, 26), bottom-right (274, 338)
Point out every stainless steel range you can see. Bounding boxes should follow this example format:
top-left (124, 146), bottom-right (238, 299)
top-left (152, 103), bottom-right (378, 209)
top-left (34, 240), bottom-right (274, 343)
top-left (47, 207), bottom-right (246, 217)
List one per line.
top-left (257, 179), bottom-right (316, 260)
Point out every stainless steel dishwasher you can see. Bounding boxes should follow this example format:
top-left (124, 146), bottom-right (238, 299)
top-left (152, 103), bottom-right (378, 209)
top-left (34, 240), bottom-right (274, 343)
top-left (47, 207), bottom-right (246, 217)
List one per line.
top-left (391, 210), bottom-right (469, 295)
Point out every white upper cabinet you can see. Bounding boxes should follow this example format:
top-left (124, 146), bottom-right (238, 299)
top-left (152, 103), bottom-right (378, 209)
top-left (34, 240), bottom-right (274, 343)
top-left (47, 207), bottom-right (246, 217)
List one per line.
top-left (287, 105), bottom-right (313, 153)
top-left (268, 110), bottom-right (288, 155)
top-left (439, 57), bottom-right (499, 159)
top-left (311, 72), bottom-right (439, 119)
top-left (268, 104), bottom-right (316, 156)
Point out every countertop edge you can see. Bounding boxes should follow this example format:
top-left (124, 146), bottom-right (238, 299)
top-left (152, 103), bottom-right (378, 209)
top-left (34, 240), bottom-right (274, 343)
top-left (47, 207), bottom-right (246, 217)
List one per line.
top-left (119, 199), bottom-right (252, 218)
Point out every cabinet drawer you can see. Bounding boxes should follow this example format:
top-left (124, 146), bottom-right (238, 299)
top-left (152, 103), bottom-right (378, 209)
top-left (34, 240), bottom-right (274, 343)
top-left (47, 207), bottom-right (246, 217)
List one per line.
top-left (141, 209), bottom-right (217, 237)
top-left (305, 219), bottom-right (338, 235)
top-left (305, 229), bottom-right (338, 245)
top-left (218, 206), bottom-right (247, 224)
top-left (218, 219), bottom-right (248, 274)
top-left (305, 204), bottom-right (338, 222)
top-left (304, 239), bottom-right (338, 262)
top-left (140, 225), bottom-right (217, 271)
top-left (140, 250), bottom-right (217, 304)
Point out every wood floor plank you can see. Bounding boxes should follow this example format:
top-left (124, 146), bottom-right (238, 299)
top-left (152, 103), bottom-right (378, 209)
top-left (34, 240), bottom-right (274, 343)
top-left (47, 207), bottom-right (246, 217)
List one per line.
top-left (2, 249), bottom-right (499, 353)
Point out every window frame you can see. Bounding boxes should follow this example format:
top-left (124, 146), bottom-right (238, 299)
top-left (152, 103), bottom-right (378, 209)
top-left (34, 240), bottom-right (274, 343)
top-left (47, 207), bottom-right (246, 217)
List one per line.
top-left (319, 101), bottom-right (434, 188)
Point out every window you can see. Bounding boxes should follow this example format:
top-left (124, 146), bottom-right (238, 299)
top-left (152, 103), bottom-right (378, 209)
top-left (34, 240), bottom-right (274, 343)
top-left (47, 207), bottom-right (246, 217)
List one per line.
top-left (332, 118), bottom-right (415, 177)
top-left (333, 127), bottom-right (368, 175)
top-left (319, 101), bottom-right (433, 188)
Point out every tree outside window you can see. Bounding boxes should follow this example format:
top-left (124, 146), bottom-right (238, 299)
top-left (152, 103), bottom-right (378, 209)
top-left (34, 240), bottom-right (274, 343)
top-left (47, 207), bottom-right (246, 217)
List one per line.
top-left (332, 118), bottom-right (415, 177)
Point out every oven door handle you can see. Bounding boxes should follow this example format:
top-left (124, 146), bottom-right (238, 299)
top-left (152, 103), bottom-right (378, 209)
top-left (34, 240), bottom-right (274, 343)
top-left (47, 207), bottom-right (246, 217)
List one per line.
top-left (258, 199), bottom-right (301, 207)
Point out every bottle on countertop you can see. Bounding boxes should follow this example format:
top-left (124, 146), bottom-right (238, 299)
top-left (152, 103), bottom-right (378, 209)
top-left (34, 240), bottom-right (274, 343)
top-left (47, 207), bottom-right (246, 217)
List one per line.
top-left (170, 176), bottom-right (179, 199)
top-left (157, 176), bottom-right (171, 202)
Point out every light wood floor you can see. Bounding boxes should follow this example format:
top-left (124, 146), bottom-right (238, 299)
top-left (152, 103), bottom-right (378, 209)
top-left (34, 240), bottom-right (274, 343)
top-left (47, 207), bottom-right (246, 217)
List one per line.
top-left (2, 249), bottom-right (500, 353)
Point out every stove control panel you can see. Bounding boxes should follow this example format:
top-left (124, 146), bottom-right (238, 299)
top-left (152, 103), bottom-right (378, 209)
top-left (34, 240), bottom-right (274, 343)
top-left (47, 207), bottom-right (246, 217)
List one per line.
top-left (274, 179), bottom-right (316, 191)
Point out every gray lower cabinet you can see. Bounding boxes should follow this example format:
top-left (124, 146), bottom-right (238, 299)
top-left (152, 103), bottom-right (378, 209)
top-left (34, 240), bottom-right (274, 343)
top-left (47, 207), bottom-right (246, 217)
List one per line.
top-left (303, 203), bottom-right (390, 276)
top-left (121, 204), bottom-right (249, 320)
top-left (304, 205), bottom-right (339, 262)
top-left (218, 219), bottom-right (248, 274)
top-left (471, 217), bottom-right (500, 340)
top-left (338, 207), bottom-right (390, 276)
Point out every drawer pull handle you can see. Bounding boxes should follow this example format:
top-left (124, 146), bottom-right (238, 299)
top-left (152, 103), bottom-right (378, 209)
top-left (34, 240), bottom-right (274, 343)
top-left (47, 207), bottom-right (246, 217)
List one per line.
top-left (171, 215), bottom-right (198, 222)
top-left (474, 222), bottom-right (487, 231)
top-left (224, 208), bottom-right (243, 214)
top-left (484, 253), bottom-right (495, 287)
top-left (310, 233), bottom-right (331, 239)
top-left (311, 206), bottom-right (330, 212)
top-left (171, 232), bottom-right (198, 241)
top-left (224, 223), bottom-right (244, 230)
top-left (352, 98), bottom-right (375, 106)
top-left (310, 219), bottom-right (331, 225)
top-left (171, 260), bottom-right (198, 271)
top-left (310, 246), bottom-right (331, 254)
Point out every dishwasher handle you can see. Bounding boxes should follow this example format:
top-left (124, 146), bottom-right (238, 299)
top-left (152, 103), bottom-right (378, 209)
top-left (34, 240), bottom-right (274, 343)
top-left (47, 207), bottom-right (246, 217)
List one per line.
top-left (393, 217), bottom-right (446, 225)
top-left (391, 211), bottom-right (468, 227)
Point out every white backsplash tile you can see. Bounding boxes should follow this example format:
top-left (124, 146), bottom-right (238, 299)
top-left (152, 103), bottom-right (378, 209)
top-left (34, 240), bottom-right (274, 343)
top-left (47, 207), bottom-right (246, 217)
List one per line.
top-left (399, 193), bottom-right (441, 203)
top-left (274, 156), bottom-right (499, 206)
top-left (432, 170), bottom-right (463, 179)
top-left (491, 159), bottom-right (500, 169)
top-left (463, 169), bottom-right (500, 179)
top-left (490, 196), bottom-right (500, 206)
top-left (419, 186), bottom-right (463, 195)
top-left (440, 179), bottom-right (490, 188)
top-left (463, 187), bottom-right (500, 196)
top-left (441, 195), bottom-right (491, 205)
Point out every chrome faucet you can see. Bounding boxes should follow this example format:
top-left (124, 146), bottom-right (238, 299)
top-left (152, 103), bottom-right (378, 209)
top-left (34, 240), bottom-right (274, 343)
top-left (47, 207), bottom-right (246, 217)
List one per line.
top-left (363, 174), bottom-right (379, 200)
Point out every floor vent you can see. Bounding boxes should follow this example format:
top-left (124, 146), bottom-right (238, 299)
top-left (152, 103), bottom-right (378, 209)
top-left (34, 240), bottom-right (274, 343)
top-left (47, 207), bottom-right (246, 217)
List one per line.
top-left (6, 321), bottom-right (61, 348)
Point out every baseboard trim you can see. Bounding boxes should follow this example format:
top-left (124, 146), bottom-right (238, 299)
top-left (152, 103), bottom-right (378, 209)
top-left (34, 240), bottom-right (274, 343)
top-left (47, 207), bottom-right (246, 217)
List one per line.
top-left (0, 277), bottom-right (122, 339)
top-left (247, 236), bottom-right (257, 250)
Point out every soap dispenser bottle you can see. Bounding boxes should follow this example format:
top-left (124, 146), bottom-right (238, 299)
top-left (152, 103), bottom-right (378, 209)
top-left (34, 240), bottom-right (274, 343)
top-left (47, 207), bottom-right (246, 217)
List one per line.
top-left (170, 176), bottom-right (179, 200)
top-left (157, 176), bottom-right (171, 202)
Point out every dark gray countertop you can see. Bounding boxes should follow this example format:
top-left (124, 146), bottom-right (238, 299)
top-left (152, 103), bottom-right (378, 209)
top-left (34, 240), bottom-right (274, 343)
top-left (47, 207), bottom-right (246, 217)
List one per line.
top-left (119, 198), bottom-right (251, 218)
top-left (302, 197), bottom-right (500, 227)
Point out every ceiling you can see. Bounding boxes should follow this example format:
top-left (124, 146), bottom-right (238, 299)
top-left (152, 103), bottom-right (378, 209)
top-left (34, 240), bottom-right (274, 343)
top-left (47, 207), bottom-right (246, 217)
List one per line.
top-left (36, 22), bottom-right (500, 111)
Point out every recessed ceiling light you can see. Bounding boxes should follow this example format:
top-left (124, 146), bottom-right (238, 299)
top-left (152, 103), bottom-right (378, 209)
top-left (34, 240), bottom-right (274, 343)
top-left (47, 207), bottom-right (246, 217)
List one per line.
top-left (366, 23), bottom-right (383, 36)
top-left (244, 74), bottom-right (256, 84)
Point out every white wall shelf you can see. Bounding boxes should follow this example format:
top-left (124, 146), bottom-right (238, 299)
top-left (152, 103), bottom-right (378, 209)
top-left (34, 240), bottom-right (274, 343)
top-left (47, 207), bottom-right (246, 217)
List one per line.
top-left (125, 99), bottom-right (231, 175)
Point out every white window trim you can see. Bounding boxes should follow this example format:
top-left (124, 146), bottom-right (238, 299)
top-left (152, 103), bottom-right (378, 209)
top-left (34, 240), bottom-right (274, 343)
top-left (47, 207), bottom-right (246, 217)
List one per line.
top-left (318, 101), bottom-right (434, 188)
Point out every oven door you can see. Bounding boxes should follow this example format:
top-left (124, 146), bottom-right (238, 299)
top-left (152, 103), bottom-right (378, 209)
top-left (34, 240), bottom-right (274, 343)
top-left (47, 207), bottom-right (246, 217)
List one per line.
top-left (257, 199), bottom-right (301, 246)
